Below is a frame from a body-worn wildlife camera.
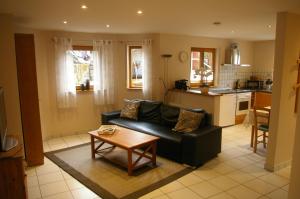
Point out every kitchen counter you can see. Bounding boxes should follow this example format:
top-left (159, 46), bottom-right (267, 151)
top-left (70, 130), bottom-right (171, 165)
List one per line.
top-left (254, 89), bottom-right (272, 93)
top-left (208, 88), bottom-right (272, 94)
top-left (170, 89), bottom-right (222, 96)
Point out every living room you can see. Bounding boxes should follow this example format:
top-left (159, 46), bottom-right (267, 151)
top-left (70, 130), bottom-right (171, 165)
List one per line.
top-left (0, 1), bottom-right (300, 199)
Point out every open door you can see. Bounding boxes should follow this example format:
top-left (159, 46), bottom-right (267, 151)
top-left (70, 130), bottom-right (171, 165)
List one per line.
top-left (14, 33), bottom-right (44, 166)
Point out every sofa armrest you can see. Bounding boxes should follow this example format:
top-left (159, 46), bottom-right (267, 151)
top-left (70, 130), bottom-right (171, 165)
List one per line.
top-left (181, 126), bottom-right (222, 167)
top-left (101, 110), bottom-right (121, 124)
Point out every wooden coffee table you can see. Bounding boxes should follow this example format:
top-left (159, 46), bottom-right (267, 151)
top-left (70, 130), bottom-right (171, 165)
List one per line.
top-left (88, 126), bottom-right (160, 175)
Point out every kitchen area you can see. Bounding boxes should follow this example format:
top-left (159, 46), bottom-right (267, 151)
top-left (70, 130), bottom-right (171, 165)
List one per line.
top-left (168, 40), bottom-right (274, 127)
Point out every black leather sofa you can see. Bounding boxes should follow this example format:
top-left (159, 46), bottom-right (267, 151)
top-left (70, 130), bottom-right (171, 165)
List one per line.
top-left (101, 100), bottom-right (222, 167)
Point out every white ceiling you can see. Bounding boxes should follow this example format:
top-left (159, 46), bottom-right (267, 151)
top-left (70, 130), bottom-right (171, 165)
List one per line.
top-left (1, 0), bottom-right (300, 41)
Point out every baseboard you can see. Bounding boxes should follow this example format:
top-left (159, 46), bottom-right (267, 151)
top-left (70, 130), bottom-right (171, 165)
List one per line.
top-left (264, 159), bottom-right (292, 172)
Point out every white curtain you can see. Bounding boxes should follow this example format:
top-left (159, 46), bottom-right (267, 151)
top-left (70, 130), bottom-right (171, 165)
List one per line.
top-left (142, 40), bottom-right (153, 99)
top-left (93, 40), bottom-right (115, 106)
top-left (53, 37), bottom-right (76, 108)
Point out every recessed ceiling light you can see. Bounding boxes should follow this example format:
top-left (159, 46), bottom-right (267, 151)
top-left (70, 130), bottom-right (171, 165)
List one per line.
top-left (137, 10), bottom-right (143, 15)
top-left (81, 5), bottom-right (88, 9)
top-left (106, 24), bottom-right (110, 28)
top-left (268, 24), bottom-right (272, 28)
top-left (231, 30), bottom-right (235, 33)
top-left (63, 20), bottom-right (68, 24)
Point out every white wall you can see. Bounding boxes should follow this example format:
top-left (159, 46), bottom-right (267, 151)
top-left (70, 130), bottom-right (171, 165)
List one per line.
top-left (265, 12), bottom-right (299, 172)
top-left (158, 34), bottom-right (255, 89)
top-left (284, 12), bottom-right (300, 199)
top-left (0, 14), bottom-right (23, 142)
top-left (12, 28), bottom-right (258, 140)
top-left (13, 29), bottom-right (158, 140)
top-left (253, 40), bottom-right (275, 74)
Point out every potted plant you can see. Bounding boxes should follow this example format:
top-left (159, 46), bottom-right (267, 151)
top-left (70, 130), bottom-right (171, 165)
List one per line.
top-left (199, 67), bottom-right (212, 94)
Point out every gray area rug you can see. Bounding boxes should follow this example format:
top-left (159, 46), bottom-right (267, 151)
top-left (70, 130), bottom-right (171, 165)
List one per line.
top-left (45, 143), bottom-right (192, 199)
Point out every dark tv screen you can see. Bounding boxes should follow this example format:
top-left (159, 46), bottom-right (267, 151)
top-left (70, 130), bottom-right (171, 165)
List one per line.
top-left (0, 87), bottom-right (7, 151)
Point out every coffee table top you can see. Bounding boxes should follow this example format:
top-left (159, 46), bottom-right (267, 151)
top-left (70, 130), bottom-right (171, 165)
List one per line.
top-left (88, 126), bottom-right (159, 149)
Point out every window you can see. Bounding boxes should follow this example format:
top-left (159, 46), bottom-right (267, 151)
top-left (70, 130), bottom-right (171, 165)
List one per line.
top-left (70, 46), bottom-right (94, 90)
top-left (190, 48), bottom-right (216, 87)
top-left (127, 46), bottom-right (143, 89)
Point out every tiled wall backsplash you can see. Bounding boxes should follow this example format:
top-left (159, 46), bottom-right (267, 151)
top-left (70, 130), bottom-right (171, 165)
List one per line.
top-left (218, 65), bottom-right (273, 88)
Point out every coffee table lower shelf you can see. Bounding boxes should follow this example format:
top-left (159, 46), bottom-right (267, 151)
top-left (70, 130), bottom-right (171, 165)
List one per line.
top-left (100, 148), bottom-right (155, 172)
top-left (90, 137), bottom-right (158, 175)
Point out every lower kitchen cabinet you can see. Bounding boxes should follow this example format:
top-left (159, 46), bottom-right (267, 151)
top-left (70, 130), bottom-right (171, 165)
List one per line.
top-left (215, 94), bottom-right (236, 126)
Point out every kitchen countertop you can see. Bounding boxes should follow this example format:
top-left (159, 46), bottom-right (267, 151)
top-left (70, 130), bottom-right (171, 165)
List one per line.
top-left (170, 89), bottom-right (222, 96)
top-left (170, 88), bottom-right (272, 96)
top-left (208, 88), bottom-right (272, 94)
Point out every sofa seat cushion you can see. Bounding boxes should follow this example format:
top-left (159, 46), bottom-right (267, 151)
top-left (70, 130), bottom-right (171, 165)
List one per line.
top-left (108, 118), bottom-right (182, 143)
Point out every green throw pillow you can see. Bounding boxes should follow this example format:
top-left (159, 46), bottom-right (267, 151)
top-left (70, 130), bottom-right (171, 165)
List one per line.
top-left (173, 109), bottom-right (204, 133)
top-left (120, 99), bottom-right (141, 120)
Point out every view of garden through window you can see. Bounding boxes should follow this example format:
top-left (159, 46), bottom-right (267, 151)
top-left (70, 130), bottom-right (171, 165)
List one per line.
top-left (70, 50), bottom-right (94, 87)
top-left (190, 48), bottom-right (215, 85)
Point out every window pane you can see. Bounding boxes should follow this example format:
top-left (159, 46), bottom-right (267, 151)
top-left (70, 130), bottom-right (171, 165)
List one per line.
top-left (71, 50), bottom-right (94, 86)
top-left (190, 48), bottom-right (215, 85)
top-left (129, 47), bottom-right (143, 88)
top-left (190, 51), bottom-right (201, 82)
top-left (203, 52), bottom-right (213, 82)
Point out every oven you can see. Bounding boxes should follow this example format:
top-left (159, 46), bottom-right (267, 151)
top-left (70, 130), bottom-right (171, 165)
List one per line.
top-left (236, 92), bottom-right (251, 115)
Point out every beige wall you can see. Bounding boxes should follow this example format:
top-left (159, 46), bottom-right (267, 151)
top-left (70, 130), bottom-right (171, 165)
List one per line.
top-left (289, 93), bottom-right (300, 198)
top-left (158, 34), bottom-right (255, 89)
top-left (265, 12), bottom-right (300, 171)
top-left (289, 94), bottom-right (300, 198)
top-left (286, 13), bottom-right (300, 199)
top-left (253, 40), bottom-right (275, 74)
top-left (12, 28), bottom-right (258, 140)
top-left (31, 31), bottom-right (157, 140)
top-left (0, 14), bottom-right (23, 140)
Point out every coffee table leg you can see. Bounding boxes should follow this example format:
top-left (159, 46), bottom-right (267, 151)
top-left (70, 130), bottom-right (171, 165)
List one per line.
top-left (152, 142), bottom-right (157, 166)
top-left (91, 135), bottom-right (95, 159)
top-left (128, 149), bottom-right (133, 175)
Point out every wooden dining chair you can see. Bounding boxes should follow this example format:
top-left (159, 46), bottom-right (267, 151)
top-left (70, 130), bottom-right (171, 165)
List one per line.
top-left (253, 107), bottom-right (271, 153)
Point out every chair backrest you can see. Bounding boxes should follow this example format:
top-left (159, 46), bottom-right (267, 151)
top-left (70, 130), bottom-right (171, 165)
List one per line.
top-left (253, 106), bottom-right (271, 129)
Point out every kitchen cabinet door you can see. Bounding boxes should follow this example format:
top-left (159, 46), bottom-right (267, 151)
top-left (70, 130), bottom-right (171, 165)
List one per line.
top-left (217, 94), bottom-right (236, 126)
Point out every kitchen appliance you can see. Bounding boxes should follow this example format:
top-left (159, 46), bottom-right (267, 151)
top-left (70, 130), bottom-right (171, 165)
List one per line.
top-left (236, 92), bottom-right (251, 115)
top-left (225, 43), bottom-right (241, 66)
top-left (175, 79), bottom-right (188, 90)
top-left (246, 80), bottom-right (264, 90)
top-left (223, 43), bottom-right (251, 67)
top-left (265, 79), bottom-right (273, 90)
top-left (235, 79), bottom-right (241, 89)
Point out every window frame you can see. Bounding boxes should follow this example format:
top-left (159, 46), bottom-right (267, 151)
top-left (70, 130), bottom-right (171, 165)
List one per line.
top-left (127, 45), bottom-right (143, 89)
top-left (71, 45), bottom-right (94, 91)
top-left (190, 47), bottom-right (216, 88)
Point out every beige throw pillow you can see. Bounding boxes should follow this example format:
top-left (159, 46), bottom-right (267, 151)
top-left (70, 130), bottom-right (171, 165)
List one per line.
top-left (173, 109), bottom-right (204, 133)
top-left (120, 99), bottom-right (140, 120)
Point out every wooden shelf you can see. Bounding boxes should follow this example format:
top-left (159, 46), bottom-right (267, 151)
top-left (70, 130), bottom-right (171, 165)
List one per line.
top-left (0, 140), bottom-right (27, 199)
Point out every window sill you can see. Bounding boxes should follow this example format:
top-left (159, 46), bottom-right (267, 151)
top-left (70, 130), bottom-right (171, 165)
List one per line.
top-left (127, 87), bottom-right (143, 90)
top-left (76, 89), bottom-right (94, 93)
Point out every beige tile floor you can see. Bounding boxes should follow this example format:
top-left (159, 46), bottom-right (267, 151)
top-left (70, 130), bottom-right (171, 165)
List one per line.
top-left (26, 125), bottom-right (291, 199)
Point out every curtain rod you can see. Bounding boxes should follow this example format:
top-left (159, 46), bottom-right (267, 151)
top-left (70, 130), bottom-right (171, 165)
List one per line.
top-left (59, 39), bottom-right (152, 43)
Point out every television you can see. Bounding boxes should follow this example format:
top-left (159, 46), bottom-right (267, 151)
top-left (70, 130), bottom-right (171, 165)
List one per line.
top-left (0, 87), bottom-right (18, 151)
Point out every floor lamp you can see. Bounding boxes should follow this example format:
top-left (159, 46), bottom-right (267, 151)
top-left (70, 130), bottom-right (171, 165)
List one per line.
top-left (161, 54), bottom-right (172, 103)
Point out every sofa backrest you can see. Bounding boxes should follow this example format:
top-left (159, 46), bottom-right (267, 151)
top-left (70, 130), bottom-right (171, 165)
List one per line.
top-left (160, 104), bottom-right (180, 127)
top-left (137, 100), bottom-right (212, 128)
top-left (138, 100), bottom-right (162, 124)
